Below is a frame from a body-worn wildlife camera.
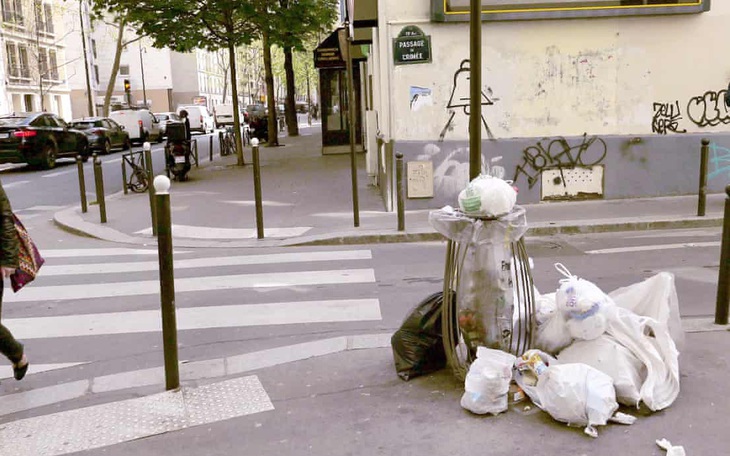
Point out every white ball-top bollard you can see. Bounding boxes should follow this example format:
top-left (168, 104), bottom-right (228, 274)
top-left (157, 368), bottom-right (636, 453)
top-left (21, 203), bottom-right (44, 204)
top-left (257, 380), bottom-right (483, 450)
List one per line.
top-left (250, 138), bottom-right (259, 147)
top-left (154, 175), bottom-right (171, 195)
top-left (143, 141), bottom-right (151, 151)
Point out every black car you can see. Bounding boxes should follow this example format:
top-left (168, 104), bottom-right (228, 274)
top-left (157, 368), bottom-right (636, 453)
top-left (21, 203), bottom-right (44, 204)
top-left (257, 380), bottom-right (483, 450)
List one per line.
top-left (71, 117), bottom-right (131, 154)
top-left (0, 112), bottom-right (89, 169)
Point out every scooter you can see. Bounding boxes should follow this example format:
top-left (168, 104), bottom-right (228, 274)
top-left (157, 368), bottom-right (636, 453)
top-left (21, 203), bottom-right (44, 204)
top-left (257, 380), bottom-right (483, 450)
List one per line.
top-left (164, 121), bottom-right (192, 181)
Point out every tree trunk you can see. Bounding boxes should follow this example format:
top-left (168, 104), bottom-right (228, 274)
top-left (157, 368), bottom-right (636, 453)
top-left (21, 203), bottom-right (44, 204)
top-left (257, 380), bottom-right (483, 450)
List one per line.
top-left (283, 45), bottom-right (298, 136)
top-left (228, 38), bottom-right (245, 166)
top-left (262, 30), bottom-right (278, 146)
top-left (103, 18), bottom-right (126, 116)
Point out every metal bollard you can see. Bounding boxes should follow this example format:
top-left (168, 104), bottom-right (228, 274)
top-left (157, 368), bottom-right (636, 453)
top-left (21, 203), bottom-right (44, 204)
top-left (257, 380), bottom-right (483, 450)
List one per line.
top-left (251, 138), bottom-right (264, 239)
top-left (121, 155), bottom-right (128, 196)
top-left (396, 152), bottom-right (405, 231)
top-left (715, 185), bottom-right (730, 325)
top-left (217, 131), bottom-right (222, 160)
top-left (92, 153), bottom-right (107, 223)
top-left (76, 155), bottom-right (87, 213)
top-left (698, 138), bottom-right (710, 217)
top-left (209, 135), bottom-right (213, 162)
top-left (153, 175), bottom-right (180, 390)
top-left (144, 142), bottom-right (156, 236)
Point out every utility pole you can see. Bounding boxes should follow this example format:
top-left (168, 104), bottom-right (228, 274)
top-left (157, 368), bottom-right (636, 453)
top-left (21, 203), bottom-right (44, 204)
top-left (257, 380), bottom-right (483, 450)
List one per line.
top-left (139, 43), bottom-right (147, 108)
top-left (469, 0), bottom-right (482, 180)
top-left (79, 0), bottom-right (94, 116)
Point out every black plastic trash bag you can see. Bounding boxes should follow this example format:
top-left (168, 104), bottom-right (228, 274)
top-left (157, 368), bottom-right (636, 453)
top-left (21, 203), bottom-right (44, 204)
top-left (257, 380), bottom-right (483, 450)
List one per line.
top-left (391, 291), bottom-right (450, 381)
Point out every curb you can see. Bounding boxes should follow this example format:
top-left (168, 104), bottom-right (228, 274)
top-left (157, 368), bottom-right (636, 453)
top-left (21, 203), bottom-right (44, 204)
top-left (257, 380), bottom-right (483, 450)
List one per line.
top-left (54, 205), bottom-right (725, 248)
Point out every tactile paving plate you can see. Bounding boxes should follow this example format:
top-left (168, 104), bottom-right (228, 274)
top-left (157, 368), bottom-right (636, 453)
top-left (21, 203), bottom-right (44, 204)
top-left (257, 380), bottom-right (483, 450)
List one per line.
top-left (0, 375), bottom-right (274, 456)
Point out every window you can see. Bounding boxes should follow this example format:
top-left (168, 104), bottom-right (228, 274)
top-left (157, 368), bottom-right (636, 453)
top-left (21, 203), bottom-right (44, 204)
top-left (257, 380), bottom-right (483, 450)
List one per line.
top-left (91, 39), bottom-right (97, 59)
top-left (23, 95), bottom-right (34, 112)
top-left (1, 0), bottom-right (24, 25)
top-left (94, 65), bottom-right (99, 84)
top-left (432, 0), bottom-right (709, 21)
top-left (18, 45), bottom-right (30, 78)
top-left (119, 64), bottom-right (129, 76)
top-left (6, 42), bottom-right (18, 77)
top-left (43, 3), bottom-right (53, 33)
top-left (39, 48), bottom-right (48, 79)
top-left (49, 50), bottom-right (58, 80)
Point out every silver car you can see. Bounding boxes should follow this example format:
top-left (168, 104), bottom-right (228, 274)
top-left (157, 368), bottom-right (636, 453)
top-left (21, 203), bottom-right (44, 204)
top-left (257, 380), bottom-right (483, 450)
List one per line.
top-left (155, 112), bottom-right (181, 137)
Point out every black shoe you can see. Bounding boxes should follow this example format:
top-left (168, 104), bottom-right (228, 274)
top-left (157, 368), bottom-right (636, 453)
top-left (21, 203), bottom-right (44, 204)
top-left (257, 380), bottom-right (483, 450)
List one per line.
top-left (13, 361), bottom-right (28, 381)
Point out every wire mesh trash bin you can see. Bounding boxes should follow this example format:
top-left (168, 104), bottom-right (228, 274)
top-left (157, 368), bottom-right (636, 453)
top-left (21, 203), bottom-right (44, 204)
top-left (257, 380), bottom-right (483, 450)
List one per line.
top-left (430, 206), bottom-right (536, 381)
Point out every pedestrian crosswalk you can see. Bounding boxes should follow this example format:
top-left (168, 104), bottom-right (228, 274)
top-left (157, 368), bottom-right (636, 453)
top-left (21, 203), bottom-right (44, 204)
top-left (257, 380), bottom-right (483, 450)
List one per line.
top-left (0, 246), bottom-right (383, 394)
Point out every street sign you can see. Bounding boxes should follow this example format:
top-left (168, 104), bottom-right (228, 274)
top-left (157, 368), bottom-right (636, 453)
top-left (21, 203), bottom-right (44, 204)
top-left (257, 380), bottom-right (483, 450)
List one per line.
top-left (393, 26), bottom-right (431, 66)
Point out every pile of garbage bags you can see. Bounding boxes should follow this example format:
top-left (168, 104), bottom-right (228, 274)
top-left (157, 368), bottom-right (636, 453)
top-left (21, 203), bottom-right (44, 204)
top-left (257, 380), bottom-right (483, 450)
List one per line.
top-left (459, 263), bottom-right (682, 438)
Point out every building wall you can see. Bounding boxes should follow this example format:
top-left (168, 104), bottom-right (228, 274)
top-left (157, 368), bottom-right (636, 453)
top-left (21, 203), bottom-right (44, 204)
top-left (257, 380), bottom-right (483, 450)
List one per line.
top-left (1, 0), bottom-right (73, 119)
top-left (368, 0), bottom-right (730, 208)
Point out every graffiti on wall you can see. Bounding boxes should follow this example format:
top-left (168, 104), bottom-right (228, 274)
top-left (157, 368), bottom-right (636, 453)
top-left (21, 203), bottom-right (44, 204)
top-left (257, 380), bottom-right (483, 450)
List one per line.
top-left (686, 89), bottom-right (730, 128)
top-left (652, 101), bottom-right (686, 135)
top-left (512, 134), bottom-right (607, 189)
top-left (651, 86), bottom-right (730, 132)
top-left (708, 142), bottom-right (730, 181)
top-left (439, 59), bottom-right (497, 142)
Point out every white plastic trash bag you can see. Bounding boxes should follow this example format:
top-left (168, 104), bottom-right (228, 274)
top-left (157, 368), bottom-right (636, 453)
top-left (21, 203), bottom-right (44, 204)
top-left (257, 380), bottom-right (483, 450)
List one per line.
top-left (461, 347), bottom-right (517, 415)
top-left (457, 174), bottom-right (517, 218)
top-left (558, 335), bottom-right (645, 407)
top-left (555, 263), bottom-right (616, 341)
top-left (609, 272), bottom-right (685, 350)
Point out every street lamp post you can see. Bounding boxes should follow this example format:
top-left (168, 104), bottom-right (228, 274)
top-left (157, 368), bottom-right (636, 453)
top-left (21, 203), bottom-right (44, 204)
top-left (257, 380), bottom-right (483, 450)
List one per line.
top-left (79, 0), bottom-right (94, 117)
top-left (139, 43), bottom-right (147, 109)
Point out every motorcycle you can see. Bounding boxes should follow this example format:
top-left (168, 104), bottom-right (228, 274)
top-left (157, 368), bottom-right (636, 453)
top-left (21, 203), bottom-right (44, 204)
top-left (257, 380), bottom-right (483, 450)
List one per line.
top-left (248, 115), bottom-right (268, 142)
top-left (164, 121), bottom-right (192, 181)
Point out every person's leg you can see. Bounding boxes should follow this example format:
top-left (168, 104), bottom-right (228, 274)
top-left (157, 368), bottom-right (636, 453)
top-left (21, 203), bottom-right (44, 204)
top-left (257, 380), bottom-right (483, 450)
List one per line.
top-left (0, 322), bottom-right (23, 365)
top-left (0, 279), bottom-right (27, 379)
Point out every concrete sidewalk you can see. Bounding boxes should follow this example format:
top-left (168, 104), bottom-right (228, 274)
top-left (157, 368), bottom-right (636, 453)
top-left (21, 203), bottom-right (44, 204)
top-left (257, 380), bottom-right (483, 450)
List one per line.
top-left (53, 125), bottom-right (727, 247)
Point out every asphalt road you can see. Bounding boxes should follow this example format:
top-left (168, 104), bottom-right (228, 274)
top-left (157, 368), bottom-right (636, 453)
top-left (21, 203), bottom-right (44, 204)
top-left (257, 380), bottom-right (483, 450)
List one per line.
top-left (0, 131), bottom-right (220, 211)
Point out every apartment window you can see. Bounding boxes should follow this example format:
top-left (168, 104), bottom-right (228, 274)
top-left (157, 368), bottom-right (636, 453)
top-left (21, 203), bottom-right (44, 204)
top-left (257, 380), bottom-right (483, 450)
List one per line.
top-left (49, 50), bottom-right (58, 80)
top-left (6, 42), bottom-right (17, 77)
top-left (433, 0), bottom-right (709, 21)
top-left (91, 39), bottom-right (97, 59)
top-left (1, 0), bottom-right (24, 25)
top-left (39, 48), bottom-right (48, 79)
top-left (23, 94), bottom-right (33, 111)
top-left (94, 65), bottom-right (99, 84)
top-left (43, 2), bottom-right (53, 33)
top-left (18, 46), bottom-right (29, 78)
top-left (119, 64), bottom-right (129, 76)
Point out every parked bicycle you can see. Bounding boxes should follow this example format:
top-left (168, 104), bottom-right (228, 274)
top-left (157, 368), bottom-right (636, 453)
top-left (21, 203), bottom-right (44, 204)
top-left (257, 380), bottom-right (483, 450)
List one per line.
top-left (122, 151), bottom-right (149, 193)
top-left (221, 126), bottom-right (235, 156)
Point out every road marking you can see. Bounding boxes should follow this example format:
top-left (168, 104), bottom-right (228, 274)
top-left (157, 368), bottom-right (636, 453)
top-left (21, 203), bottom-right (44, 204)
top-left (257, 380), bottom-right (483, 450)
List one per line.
top-left (585, 241), bottom-right (721, 255)
top-left (0, 163), bottom-right (27, 172)
top-left (222, 199), bottom-right (294, 207)
top-left (0, 362), bottom-right (88, 380)
top-left (18, 205), bottom-right (68, 211)
top-left (41, 170), bottom-right (74, 178)
top-left (0, 376), bottom-right (273, 456)
top-left (5, 268), bottom-right (376, 302)
top-left (135, 224), bottom-right (312, 239)
top-left (4, 298), bottom-right (382, 338)
top-left (41, 249), bottom-right (372, 276)
top-left (41, 248), bottom-right (190, 258)
top-left (2, 179), bottom-right (30, 188)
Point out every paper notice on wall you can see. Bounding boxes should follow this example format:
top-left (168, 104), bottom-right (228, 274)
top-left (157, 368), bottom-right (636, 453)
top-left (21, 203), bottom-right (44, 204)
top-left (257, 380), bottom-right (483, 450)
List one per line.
top-left (410, 86), bottom-right (433, 112)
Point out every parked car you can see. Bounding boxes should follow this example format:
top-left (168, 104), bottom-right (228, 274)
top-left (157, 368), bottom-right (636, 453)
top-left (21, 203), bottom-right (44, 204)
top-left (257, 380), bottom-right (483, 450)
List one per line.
top-left (154, 112), bottom-right (181, 137)
top-left (177, 105), bottom-right (214, 134)
top-left (70, 117), bottom-right (131, 154)
top-left (109, 109), bottom-right (162, 144)
top-left (0, 112), bottom-right (89, 169)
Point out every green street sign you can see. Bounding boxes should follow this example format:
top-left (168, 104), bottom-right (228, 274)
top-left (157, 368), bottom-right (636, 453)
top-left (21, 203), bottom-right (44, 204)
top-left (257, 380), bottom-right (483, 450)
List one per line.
top-left (393, 34), bottom-right (432, 66)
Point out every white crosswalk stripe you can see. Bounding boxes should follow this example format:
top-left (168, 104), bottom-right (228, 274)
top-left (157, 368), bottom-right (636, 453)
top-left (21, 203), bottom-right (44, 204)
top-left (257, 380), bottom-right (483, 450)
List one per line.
top-left (0, 247), bottom-right (382, 428)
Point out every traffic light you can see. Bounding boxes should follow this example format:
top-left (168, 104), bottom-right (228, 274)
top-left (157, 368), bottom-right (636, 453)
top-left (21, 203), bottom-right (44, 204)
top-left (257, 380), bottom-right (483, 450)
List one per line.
top-left (124, 79), bottom-right (131, 93)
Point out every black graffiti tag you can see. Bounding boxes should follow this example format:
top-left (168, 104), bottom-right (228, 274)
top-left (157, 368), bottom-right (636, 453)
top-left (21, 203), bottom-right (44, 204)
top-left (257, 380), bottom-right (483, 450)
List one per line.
top-left (686, 90), bottom-right (730, 127)
top-left (513, 134), bottom-right (607, 189)
top-left (652, 101), bottom-right (686, 135)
